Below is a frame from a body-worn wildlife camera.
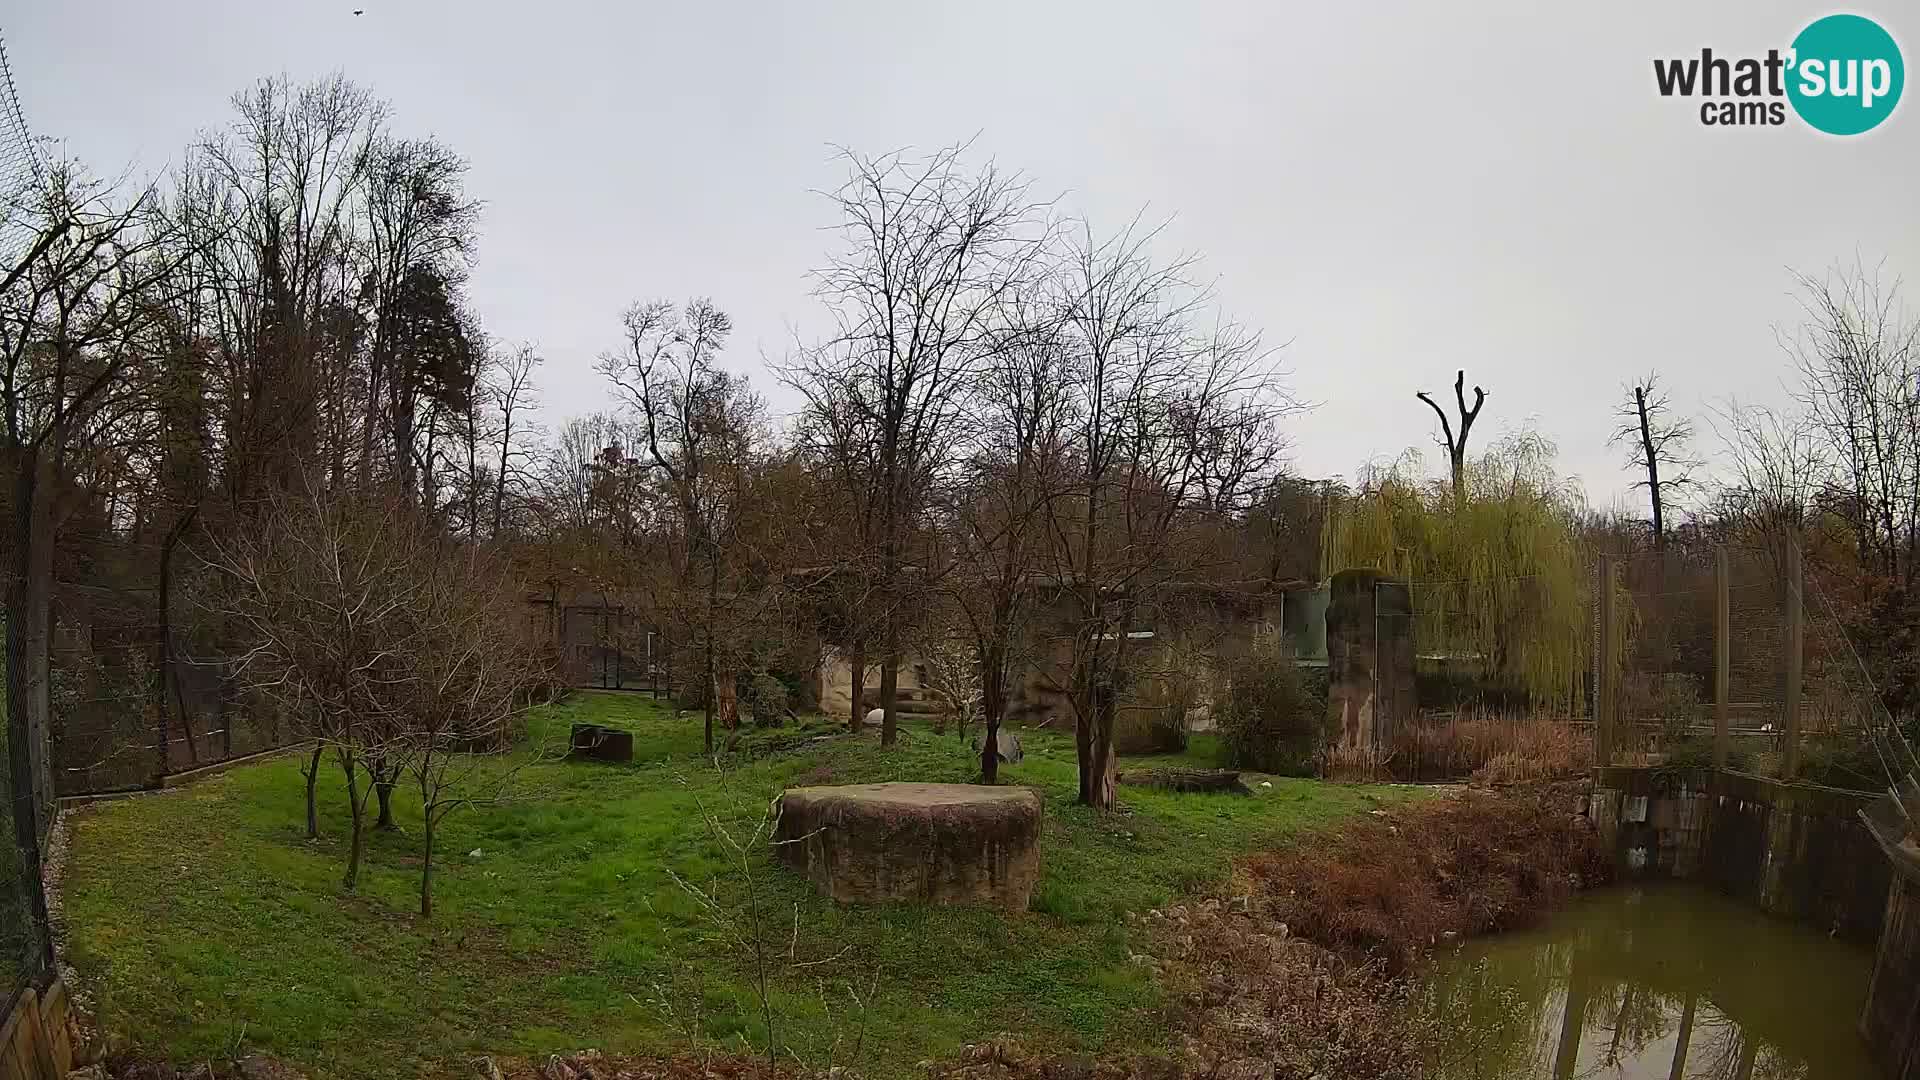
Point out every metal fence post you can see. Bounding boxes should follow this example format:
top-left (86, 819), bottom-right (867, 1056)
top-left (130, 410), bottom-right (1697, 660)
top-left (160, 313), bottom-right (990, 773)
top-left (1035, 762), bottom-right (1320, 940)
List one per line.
top-left (1783, 539), bottom-right (1804, 780)
top-left (1596, 555), bottom-right (1616, 768)
top-left (1714, 546), bottom-right (1730, 771)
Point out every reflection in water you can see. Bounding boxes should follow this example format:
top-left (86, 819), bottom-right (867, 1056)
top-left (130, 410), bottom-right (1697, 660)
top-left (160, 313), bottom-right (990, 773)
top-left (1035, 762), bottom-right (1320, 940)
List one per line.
top-left (1427, 885), bottom-right (1877, 1080)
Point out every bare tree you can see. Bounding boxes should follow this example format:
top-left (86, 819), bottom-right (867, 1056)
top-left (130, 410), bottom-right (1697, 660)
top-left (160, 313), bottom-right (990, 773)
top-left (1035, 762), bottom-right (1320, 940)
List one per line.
top-left (1609, 373), bottom-right (1700, 550)
top-left (486, 343), bottom-right (542, 537)
top-left (788, 357), bottom-right (884, 733)
top-left (936, 292), bottom-right (1073, 781)
top-left (1709, 400), bottom-right (1823, 559)
top-left (1785, 262), bottom-right (1920, 588)
top-left (403, 546), bottom-right (546, 917)
top-left (207, 485), bottom-right (430, 889)
top-left (1, 161), bottom-right (179, 841)
top-left (791, 144), bottom-right (1051, 747)
top-left (1043, 219), bottom-right (1292, 808)
top-left (1416, 369), bottom-right (1486, 504)
top-left (598, 298), bottom-right (764, 754)
top-left (193, 74), bottom-right (386, 508)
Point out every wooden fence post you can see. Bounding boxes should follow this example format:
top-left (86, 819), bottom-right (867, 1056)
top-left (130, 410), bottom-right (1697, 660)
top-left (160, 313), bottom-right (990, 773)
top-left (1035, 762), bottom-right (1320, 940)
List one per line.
top-left (1714, 546), bottom-right (1730, 771)
top-left (1597, 555), bottom-right (1616, 768)
top-left (1783, 539), bottom-right (1804, 780)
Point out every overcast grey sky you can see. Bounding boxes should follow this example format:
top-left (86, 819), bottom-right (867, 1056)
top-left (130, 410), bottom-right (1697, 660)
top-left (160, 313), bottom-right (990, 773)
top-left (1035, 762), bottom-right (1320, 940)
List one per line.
top-left (9, 1), bottom-right (1916, 509)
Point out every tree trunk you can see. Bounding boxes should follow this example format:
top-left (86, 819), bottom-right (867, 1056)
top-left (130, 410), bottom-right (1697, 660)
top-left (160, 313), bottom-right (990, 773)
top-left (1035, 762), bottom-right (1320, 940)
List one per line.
top-left (1666, 994), bottom-right (1696, 1080)
top-left (1605, 985), bottom-right (1635, 1065)
top-left (420, 808), bottom-right (437, 918)
top-left (303, 744), bottom-right (323, 839)
top-left (1073, 654), bottom-right (1094, 802)
top-left (341, 751), bottom-right (367, 891)
top-left (847, 642), bottom-right (867, 733)
top-left (1551, 962), bottom-right (1590, 1080)
top-left (880, 613), bottom-right (900, 748)
top-left (980, 639), bottom-right (1006, 784)
top-left (703, 637), bottom-right (716, 755)
top-left (1635, 386), bottom-right (1665, 550)
top-left (374, 766), bottom-right (397, 830)
top-left (152, 514), bottom-right (182, 780)
top-left (1072, 646), bottom-right (1119, 809)
top-left (1084, 681), bottom-right (1118, 809)
top-left (392, 386), bottom-right (417, 503)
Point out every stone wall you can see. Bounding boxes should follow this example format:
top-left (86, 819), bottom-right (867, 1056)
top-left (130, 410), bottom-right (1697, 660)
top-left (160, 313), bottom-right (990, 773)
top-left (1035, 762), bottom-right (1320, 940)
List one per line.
top-left (1588, 766), bottom-right (1889, 941)
top-left (817, 656), bottom-right (925, 719)
top-left (1862, 794), bottom-right (1920, 1080)
top-left (1865, 872), bottom-right (1920, 1079)
top-left (1324, 569), bottom-right (1414, 774)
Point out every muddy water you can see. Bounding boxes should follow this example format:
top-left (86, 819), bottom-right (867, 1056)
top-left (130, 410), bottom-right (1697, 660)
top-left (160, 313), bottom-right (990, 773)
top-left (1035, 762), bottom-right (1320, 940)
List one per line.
top-left (1429, 885), bottom-right (1878, 1079)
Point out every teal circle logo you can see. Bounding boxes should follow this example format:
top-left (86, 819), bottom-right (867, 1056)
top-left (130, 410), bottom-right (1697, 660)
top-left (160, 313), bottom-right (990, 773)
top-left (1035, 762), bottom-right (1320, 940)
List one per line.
top-left (1787, 14), bottom-right (1904, 135)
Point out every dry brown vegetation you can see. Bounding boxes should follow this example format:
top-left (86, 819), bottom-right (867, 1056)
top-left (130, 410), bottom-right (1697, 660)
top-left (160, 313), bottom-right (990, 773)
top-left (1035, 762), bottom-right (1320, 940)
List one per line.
top-left (1389, 711), bottom-right (1592, 785)
top-left (932, 785), bottom-right (1611, 1080)
top-left (1239, 784), bottom-right (1608, 972)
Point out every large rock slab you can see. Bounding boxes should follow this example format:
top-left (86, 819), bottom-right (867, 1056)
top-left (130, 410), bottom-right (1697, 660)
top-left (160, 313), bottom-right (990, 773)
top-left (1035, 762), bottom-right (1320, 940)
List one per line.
top-left (773, 782), bottom-right (1042, 911)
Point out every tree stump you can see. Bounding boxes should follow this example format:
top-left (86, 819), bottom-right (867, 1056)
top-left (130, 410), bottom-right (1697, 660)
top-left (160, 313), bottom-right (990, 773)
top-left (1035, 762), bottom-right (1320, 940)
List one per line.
top-left (773, 782), bottom-right (1042, 911)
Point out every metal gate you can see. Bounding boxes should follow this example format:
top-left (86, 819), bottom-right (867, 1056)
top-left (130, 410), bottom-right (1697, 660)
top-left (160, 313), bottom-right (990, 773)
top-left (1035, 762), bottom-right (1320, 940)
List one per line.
top-left (563, 603), bottom-right (663, 694)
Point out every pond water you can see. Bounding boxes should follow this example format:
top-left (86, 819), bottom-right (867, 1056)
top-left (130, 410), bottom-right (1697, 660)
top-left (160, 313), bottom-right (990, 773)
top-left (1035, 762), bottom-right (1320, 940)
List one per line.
top-left (1429, 885), bottom-right (1878, 1080)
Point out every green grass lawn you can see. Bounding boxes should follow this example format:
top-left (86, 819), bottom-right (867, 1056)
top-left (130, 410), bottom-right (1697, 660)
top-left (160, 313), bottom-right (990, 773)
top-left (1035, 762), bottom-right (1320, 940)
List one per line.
top-left (61, 692), bottom-right (1419, 1078)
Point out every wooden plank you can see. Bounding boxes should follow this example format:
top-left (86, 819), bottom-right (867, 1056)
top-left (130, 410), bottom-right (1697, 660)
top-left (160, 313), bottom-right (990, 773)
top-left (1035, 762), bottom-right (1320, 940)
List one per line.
top-left (18, 996), bottom-right (54, 1080)
top-left (0, 988), bottom-right (36, 1080)
top-left (38, 980), bottom-right (69, 1076)
top-left (1714, 547), bottom-right (1730, 770)
top-left (0, 1039), bottom-right (29, 1080)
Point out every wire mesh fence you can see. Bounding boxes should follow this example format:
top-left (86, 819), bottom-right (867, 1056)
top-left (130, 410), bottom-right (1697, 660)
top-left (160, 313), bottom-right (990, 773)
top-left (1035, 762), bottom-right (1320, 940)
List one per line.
top-left (43, 526), bottom-right (304, 797)
top-left (1598, 541), bottom-right (1902, 790)
top-left (0, 23), bottom-right (52, 1012)
top-left (1357, 539), bottom-right (1903, 790)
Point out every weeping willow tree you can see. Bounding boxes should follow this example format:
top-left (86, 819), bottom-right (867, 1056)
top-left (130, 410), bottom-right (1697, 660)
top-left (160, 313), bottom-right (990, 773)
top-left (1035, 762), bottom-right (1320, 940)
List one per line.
top-left (1325, 432), bottom-right (1591, 709)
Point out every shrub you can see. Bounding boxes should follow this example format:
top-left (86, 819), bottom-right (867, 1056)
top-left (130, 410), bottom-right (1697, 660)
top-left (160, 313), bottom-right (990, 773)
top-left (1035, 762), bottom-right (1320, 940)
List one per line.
top-left (1699, 733), bottom-right (1885, 791)
top-left (740, 672), bottom-right (790, 727)
top-left (1788, 736), bottom-right (1886, 791)
top-left (1217, 652), bottom-right (1324, 775)
top-left (1654, 733), bottom-right (1754, 774)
